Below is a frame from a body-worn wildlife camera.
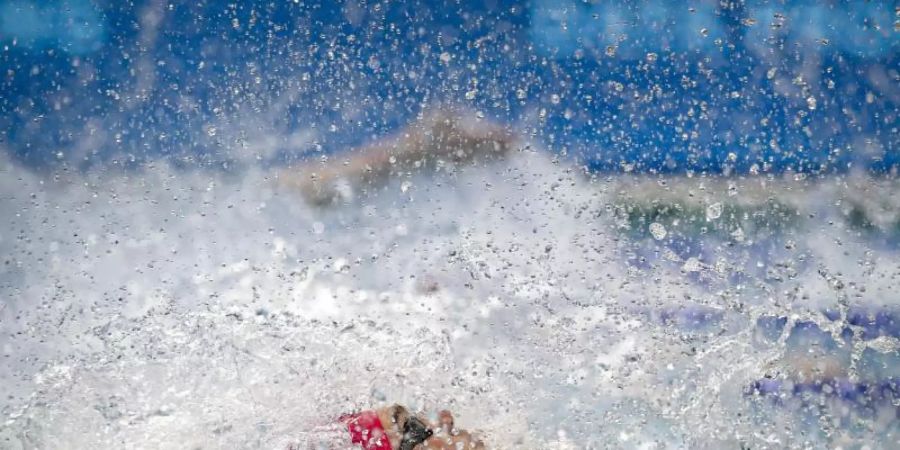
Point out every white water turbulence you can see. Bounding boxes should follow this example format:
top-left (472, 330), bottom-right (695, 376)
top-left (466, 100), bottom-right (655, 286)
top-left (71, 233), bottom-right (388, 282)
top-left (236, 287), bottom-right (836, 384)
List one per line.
top-left (1, 146), bottom-right (898, 449)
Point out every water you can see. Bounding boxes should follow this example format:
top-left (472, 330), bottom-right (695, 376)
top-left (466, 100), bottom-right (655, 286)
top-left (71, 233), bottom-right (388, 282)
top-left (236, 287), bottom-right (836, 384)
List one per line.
top-left (1, 151), bottom-right (897, 448)
top-left (1, 1), bottom-right (898, 448)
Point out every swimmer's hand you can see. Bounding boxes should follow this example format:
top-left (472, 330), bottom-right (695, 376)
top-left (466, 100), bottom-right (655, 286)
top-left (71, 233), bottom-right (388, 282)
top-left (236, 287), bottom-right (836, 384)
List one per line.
top-left (376, 405), bottom-right (485, 450)
top-left (414, 410), bottom-right (485, 450)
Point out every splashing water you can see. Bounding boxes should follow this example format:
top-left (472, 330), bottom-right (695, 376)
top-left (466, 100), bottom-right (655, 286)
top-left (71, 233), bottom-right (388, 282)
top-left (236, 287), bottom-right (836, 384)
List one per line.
top-left (1, 150), bottom-right (898, 449)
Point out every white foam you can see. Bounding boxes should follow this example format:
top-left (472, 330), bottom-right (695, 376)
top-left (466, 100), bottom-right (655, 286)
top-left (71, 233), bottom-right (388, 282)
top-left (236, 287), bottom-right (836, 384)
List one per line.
top-left (0, 152), bottom-right (897, 448)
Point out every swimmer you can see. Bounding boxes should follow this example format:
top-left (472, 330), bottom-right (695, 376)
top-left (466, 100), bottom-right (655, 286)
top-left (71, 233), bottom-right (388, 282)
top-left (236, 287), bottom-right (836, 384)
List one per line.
top-left (279, 107), bottom-right (516, 206)
top-left (344, 404), bottom-right (485, 450)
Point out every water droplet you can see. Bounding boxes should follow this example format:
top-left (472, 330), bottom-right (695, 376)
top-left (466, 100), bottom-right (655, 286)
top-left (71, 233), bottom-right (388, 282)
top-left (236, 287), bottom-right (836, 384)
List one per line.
top-left (550, 94), bottom-right (560, 105)
top-left (806, 96), bottom-right (817, 110)
top-left (699, 28), bottom-right (709, 37)
top-left (400, 181), bottom-right (412, 193)
top-left (332, 258), bottom-right (350, 273)
top-left (682, 257), bottom-right (702, 272)
top-left (516, 89), bottom-right (527, 100)
top-left (645, 52), bottom-right (658, 63)
top-left (649, 222), bottom-right (667, 240)
top-left (605, 45), bottom-right (617, 57)
top-left (706, 202), bottom-right (723, 221)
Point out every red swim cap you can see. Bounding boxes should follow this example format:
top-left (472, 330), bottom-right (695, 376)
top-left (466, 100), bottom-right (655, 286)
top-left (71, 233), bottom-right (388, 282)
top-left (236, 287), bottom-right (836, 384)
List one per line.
top-left (340, 410), bottom-right (392, 450)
